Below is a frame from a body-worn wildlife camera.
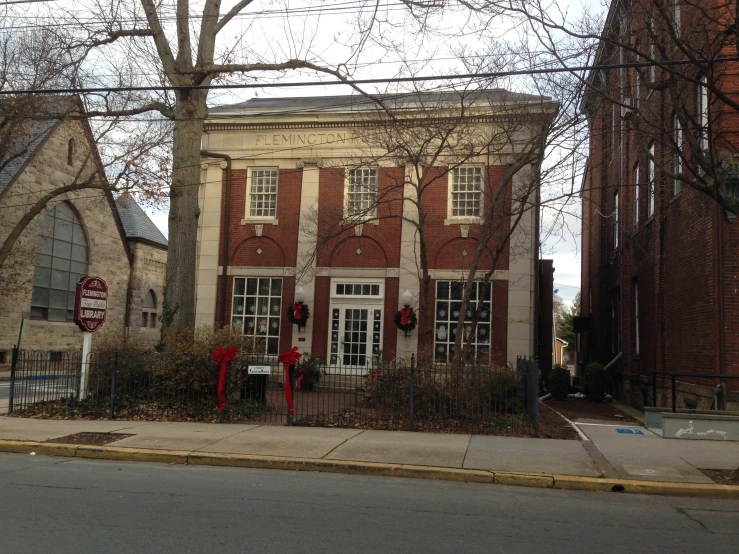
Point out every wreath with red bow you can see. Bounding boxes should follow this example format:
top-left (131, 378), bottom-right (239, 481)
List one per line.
top-left (393, 306), bottom-right (417, 334)
top-left (287, 302), bottom-right (310, 328)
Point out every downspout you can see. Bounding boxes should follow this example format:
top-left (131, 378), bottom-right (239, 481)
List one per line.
top-left (200, 150), bottom-right (232, 329)
top-left (533, 165), bottom-right (542, 361)
top-left (716, 201), bottom-right (726, 408)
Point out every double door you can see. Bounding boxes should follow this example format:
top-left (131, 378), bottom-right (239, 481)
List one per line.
top-left (329, 304), bottom-right (383, 367)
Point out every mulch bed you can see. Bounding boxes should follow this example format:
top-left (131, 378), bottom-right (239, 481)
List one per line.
top-left (699, 469), bottom-right (739, 486)
top-left (538, 403), bottom-right (580, 440)
top-left (46, 432), bottom-right (134, 446)
top-left (543, 398), bottom-right (640, 424)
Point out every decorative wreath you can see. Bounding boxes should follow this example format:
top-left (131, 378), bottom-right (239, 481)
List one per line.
top-left (393, 306), bottom-right (417, 334)
top-left (287, 302), bottom-right (310, 328)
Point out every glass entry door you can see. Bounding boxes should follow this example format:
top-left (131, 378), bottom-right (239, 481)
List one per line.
top-left (329, 304), bottom-right (382, 366)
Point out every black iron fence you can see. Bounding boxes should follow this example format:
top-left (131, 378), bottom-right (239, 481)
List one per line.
top-left (7, 347), bottom-right (539, 435)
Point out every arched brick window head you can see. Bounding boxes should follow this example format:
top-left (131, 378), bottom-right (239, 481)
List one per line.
top-left (67, 139), bottom-right (75, 166)
top-left (30, 202), bottom-right (88, 321)
top-left (142, 289), bottom-right (157, 328)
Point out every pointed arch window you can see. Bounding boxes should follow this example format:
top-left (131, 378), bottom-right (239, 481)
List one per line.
top-left (30, 202), bottom-right (88, 321)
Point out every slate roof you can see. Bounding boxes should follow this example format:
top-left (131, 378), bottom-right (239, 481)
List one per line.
top-left (0, 118), bottom-right (58, 195)
top-left (211, 90), bottom-right (553, 115)
top-left (115, 194), bottom-right (168, 249)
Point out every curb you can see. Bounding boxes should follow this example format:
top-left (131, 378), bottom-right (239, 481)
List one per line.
top-left (1, 439), bottom-right (737, 499)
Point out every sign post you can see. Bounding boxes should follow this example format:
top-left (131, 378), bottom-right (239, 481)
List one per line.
top-left (73, 276), bottom-right (108, 400)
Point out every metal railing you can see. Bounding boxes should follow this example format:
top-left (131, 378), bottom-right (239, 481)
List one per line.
top-left (649, 371), bottom-right (739, 412)
top-left (7, 347), bottom-right (538, 435)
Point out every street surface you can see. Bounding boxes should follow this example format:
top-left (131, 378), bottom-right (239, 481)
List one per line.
top-left (0, 453), bottom-right (737, 553)
top-left (0, 380), bottom-right (76, 411)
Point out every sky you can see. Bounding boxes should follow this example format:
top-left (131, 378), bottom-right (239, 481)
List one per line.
top-left (129, 0), bottom-right (595, 306)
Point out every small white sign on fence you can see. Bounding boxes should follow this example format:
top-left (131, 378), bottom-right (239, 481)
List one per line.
top-left (248, 365), bottom-right (271, 375)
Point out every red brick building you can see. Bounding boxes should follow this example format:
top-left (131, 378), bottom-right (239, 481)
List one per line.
top-left (195, 92), bottom-right (556, 369)
top-left (580, 0), bottom-right (739, 409)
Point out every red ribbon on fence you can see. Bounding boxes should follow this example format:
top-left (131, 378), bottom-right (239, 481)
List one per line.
top-left (212, 345), bottom-right (238, 411)
top-left (278, 346), bottom-right (302, 415)
top-left (400, 307), bottom-right (412, 325)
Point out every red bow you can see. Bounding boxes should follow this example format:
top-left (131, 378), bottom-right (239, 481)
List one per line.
top-left (212, 345), bottom-right (238, 411)
top-left (400, 307), bottom-right (412, 325)
top-left (292, 303), bottom-right (303, 321)
top-left (278, 346), bottom-right (302, 415)
top-left (296, 367), bottom-right (305, 389)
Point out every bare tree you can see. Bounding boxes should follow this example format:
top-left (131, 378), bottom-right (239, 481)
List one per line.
top-left (0, 21), bottom-right (170, 273)
top-left (471, 0), bottom-right (739, 216)
top-left (300, 84), bottom-right (562, 364)
top-left (55, 0), bottom-right (458, 334)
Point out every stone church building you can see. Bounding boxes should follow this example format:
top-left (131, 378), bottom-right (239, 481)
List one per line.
top-left (0, 116), bottom-right (167, 363)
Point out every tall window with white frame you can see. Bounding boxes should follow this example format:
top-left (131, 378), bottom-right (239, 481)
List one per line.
top-left (231, 277), bottom-right (282, 354)
top-left (449, 166), bottom-right (483, 219)
top-left (248, 168), bottom-right (279, 219)
top-left (613, 190), bottom-right (619, 249)
top-left (647, 142), bottom-right (655, 217)
top-left (434, 281), bottom-right (492, 362)
top-left (633, 162), bottom-right (640, 230)
top-left (633, 280), bottom-right (640, 356)
top-left (345, 167), bottom-right (378, 219)
top-left (672, 0), bottom-right (681, 38)
top-left (698, 76), bottom-right (709, 153)
top-left (673, 114), bottom-right (683, 195)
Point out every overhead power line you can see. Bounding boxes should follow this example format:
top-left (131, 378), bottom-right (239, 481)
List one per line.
top-left (0, 55), bottom-right (732, 96)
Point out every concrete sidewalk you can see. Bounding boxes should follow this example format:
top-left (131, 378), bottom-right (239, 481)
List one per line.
top-left (2, 416), bottom-right (738, 487)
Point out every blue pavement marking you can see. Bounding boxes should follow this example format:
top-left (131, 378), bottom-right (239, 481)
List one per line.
top-left (616, 428), bottom-right (644, 435)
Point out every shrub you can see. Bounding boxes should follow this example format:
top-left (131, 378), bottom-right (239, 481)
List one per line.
top-left (548, 365), bottom-right (571, 400)
top-left (583, 363), bottom-right (610, 402)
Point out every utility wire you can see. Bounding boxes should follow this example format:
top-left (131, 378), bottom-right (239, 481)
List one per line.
top-left (0, 56), bottom-right (730, 96)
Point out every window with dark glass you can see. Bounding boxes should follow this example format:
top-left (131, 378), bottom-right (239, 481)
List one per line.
top-left (142, 290), bottom-right (157, 328)
top-left (30, 203), bottom-right (87, 322)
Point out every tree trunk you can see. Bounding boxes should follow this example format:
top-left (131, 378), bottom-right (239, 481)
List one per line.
top-left (162, 92), bottom-right (207, 333)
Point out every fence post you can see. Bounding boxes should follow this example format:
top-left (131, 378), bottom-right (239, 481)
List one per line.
top-left (109, 349), bottom-right (118, 420)
top-left (671, 374), bottom-right (676, 413)
top-left (8, 346), bottom-right (18, 415)
top-left (409, 354), bottom-right (415, 432)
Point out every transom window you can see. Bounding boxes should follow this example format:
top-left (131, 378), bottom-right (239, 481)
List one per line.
top-left (449, 166), bottom-right (483, 218)
top-left (334, 283), bottom-right (381, 297)
top-left (434, 281), bottom-right (492, 362)
top-left (30, 202), bottom-right (87, 321)
top-left (248, 168), bottom-right (279, 218)
top-left (231, 277), bottom-right (282, 354)
top-left (345, 167), bottom-right (378, 218)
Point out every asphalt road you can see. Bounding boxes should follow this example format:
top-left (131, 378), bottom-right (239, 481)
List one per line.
top-left (0, 453), bottom-right (737, 553)
top-left (0, 380), bottom-right (75, 401)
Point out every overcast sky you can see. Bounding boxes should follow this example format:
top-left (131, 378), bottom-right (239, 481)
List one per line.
top-left (136, 0), bottom-right (600, 307)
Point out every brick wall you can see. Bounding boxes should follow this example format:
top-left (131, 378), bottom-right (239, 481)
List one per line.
top-left (317, 167), bottom-right (403, 268)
